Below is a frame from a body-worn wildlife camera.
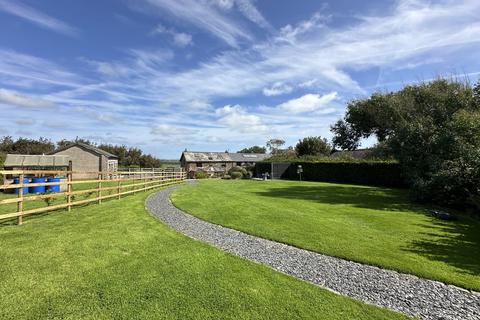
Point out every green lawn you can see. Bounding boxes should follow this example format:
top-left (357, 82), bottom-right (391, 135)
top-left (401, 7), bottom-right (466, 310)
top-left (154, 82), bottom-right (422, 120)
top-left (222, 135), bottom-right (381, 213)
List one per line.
top-left (0, 188), bottom-right (408, 320)
top-left (0, 180), bottom-right (142, 220)
top-left (171, 180), bottom-right (480, 291)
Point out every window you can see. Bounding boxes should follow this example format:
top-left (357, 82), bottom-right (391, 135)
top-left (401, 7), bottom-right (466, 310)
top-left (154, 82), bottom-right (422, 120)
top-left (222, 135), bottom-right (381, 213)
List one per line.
top-left (196, 162), bottom-right (203, 167)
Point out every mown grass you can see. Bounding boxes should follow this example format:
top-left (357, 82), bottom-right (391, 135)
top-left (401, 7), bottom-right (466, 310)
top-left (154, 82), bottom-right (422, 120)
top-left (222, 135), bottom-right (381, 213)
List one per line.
top-left (0, 180), bottom-right (141, 221)
top-left (171, 179), bottom-right (480, 291)
top-left (0, 188), bottom-right (409, 320)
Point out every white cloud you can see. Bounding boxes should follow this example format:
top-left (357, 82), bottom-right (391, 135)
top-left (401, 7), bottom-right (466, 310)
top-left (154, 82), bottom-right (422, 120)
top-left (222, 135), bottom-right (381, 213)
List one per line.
top-left (299, 79), bottom-right (318, 88)
top-left (153, 25), bottom-right (193, 47)
top-left (277, 92), bottom-right (338, 114)
top-left (139, 0), bottom-right (251, 47)
top-left (234, 0), bottom-right (272, 30)
top-left (209, 0), bottom-right (234, 10)
top-left (216, 104), bottom-right (268, 133)
top-left (262, 82), bottom-right (293, 96)
top-left (151, 124), bottom-right (198, 136)
top-left (278, 12), bottom-right (329, 43)
top-left (0, 88), bottom-right (55, 108)
top-left (0, 0), bottom-right (78, 36)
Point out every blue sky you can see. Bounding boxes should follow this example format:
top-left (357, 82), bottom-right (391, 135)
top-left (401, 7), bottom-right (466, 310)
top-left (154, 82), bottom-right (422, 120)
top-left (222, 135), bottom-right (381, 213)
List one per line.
top-left (0, 0), bottom-right (479, 159)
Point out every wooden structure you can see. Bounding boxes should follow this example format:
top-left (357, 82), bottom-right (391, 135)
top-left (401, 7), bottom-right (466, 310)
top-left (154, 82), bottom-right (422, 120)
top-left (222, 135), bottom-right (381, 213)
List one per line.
top-left (2, 154), bottom-right (70, 187)
top-left (0, 168), bottom-right (186, 225)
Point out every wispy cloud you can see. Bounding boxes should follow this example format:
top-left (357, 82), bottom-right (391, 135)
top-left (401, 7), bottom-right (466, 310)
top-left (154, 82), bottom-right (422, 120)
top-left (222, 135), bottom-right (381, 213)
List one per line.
top-left (262, 82), bottom-right (293, 97)
top-left (234, 0), bottom-right (272, 31)
top-left (0, 88), bottom-right (55, 108)
top-left (153, 24), bottom-right (193, 47)
top-left (138, 0), bottom-right (251, 47)
top-left (0, 0), bottom-right (78, 36)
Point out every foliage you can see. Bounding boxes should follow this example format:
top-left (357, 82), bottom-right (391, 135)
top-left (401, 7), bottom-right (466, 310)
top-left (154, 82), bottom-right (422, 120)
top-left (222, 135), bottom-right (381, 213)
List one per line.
top-left (237, 146), bottom-right (267, 154)
top-left (330, 78), bottom-right (480, 211)
top-left (173, 180), bottom-right (480, 291)
top-left (228, 166), bottom-right (248, 178)
top-left (194, 171), bottom-right (209, 179)
top-left (266, 138), bottom-right (285, 154)
top-left (221, 174), bottom-right (231, 180)
top-left (0, 136), bottom-right (54, 154)
top-left (295, 136), bottom-right (332, 157)
top-left (230, 171), bottom-right (243, 179)
top-left (256, 161), bottom-right (405, 188)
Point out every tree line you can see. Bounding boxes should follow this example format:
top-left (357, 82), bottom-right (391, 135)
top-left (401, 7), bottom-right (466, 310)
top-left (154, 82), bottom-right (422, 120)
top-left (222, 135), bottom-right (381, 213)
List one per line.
top-left (0, 136), bottom-right (168, 168)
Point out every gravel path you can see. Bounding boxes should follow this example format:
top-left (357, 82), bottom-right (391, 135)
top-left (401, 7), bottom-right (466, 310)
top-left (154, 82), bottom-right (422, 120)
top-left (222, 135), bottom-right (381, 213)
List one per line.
top-left (145, 184), bottom-right (480, 320)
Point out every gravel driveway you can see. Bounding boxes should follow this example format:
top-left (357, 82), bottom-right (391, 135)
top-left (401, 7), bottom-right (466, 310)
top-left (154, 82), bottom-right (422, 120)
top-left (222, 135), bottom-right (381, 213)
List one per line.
top-left (145, 183), bottom-right (480, 320)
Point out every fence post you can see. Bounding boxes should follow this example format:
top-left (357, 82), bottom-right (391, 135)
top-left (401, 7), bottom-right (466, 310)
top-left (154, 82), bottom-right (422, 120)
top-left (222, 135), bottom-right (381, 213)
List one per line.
top-left (117, 175), bottom-right (121, 200)
top-left (132, 172), bottom-right (135, 195)
top-left (143, 172), bottom-right (147, 192)
top-left (98, 172), bottom-right (102, 204)
top-left (17, 173), bottom-right (24, 225)
top-left (67, 161), bottom-right (72, 212)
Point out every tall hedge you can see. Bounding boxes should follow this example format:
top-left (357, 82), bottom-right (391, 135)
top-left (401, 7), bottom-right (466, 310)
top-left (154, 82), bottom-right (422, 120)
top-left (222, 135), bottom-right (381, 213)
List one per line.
top-left (255, 161), bottom-right (407, 188)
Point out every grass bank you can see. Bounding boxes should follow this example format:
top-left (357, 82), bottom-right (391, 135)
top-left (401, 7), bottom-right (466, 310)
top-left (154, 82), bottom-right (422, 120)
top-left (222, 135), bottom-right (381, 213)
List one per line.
top-left (171, 180), bottom-right (480, 291)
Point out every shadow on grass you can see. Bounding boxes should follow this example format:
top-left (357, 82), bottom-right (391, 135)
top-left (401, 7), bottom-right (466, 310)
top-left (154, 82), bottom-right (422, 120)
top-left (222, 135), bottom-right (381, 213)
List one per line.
top-left (404, 218), bottom-right (480, 278)
top-left (255, 184), bottom-right (418, 212)
top-left (256, 184), bottom-right (480, 280)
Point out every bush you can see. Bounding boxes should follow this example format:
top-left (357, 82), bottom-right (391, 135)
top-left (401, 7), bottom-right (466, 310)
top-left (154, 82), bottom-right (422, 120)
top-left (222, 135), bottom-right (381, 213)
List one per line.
top-left (230, 172), bottom-right (243, 179)
top-left (255, 161), bottom-right (406, 188)
top-left (194, 171), bottom-right (209, 179)
top-left (222, 175), bottom-right (231, 180)
top-left (295, 136), bottom-right (331, 156)
top-left (228, 166), bottom-right (248, 178)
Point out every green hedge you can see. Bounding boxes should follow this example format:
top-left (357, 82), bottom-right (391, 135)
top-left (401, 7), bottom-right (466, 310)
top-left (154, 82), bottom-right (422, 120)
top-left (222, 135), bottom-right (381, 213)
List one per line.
top-left (255, 161), bottom-right (407, 188)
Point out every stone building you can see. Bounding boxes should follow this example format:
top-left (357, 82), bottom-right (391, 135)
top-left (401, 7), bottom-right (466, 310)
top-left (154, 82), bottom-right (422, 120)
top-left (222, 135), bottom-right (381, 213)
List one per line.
top-left (50, 143), bottom-right (118, 179)
top-left (180, 151), bottom-right (268, 178)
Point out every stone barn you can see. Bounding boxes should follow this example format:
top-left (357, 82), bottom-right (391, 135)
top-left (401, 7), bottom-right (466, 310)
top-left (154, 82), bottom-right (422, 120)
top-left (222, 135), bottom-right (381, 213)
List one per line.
top-left (50, 143), bottom-right (118, 179)
top-left (180, 151), bottom-right (268, 178)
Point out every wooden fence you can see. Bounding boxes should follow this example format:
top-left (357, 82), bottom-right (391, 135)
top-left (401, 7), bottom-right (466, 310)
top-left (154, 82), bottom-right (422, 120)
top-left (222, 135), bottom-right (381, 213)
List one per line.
top-left (0, 168), bottom-right (186, 225)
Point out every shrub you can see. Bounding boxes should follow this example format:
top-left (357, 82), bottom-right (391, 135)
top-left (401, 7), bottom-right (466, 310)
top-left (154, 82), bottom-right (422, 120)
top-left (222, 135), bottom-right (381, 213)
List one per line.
top-left (230, 172), bottom-right (243, 179)
top-left (195, 171), bottom-right (209, 179)
top-left (295, 136), bottom-right (332, 156)
top-left (228, 166), bottom-right (248, 178)
top-left (222, 175), bottom-right (231, 180)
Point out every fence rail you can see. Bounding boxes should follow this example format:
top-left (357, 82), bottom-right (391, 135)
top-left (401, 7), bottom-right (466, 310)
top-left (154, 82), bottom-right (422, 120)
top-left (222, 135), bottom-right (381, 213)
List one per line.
top-left (0, 168), bottom-right (186, 225)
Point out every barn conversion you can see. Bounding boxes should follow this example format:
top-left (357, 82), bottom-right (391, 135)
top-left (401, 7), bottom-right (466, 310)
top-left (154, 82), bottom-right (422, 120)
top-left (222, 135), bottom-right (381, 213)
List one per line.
top-left (49, 143), bottom-right (118, 179)
top-left (180, 151), bottom-right (269, 178)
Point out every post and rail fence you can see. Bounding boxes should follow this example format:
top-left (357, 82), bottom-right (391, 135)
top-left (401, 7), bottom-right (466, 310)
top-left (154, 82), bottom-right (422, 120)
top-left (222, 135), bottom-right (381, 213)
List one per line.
top-left (0, 167), bottom-right (186, 225)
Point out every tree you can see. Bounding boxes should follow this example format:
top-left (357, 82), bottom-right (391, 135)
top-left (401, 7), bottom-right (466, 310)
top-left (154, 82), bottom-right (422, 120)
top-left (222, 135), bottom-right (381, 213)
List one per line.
top-left (237, 146), bottom-right (266, 154)
top-left (330, 78), bottom-right (480, 211)
top-left (295, 136), bottom-right (331, 156)
top-left (0, 136), bottom-right (54, 154)
top-left (266, 139), bottom-right (285, 154)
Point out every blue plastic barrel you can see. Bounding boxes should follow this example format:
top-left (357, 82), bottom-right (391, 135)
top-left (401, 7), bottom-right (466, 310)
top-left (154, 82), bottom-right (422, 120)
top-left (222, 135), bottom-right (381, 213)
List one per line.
top-left (30, 177), bottom-right (46, 193)
top-left (47, 177), bottom-right (61, 193)
top-left (13, 178), bottom-right (29, 194)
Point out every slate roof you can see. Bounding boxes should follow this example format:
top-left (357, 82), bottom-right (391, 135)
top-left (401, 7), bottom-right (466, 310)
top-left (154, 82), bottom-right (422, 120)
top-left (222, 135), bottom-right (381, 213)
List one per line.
top-left (50, 142), bottom-right (118, 159)
top-left (181, 151), bottom-right (268, 163)
top-left (4, 154), bottom-right (71, 167)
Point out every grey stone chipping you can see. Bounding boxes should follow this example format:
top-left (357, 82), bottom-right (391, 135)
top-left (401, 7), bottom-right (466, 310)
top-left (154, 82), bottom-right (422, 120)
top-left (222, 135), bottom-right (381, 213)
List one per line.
top-left (145, 183), bottom-right (480, 320)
